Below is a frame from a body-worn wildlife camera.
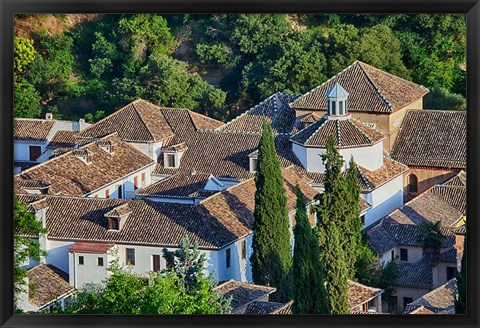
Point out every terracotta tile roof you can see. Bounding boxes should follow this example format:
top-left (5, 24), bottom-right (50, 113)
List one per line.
top-left (197, 166), bottom-right (319, 246)
top-left (366, 220), bottom-right (455, 256)
top-left (18, 196), bottom-right (221, 249)
top-left (244, 301), bottom-right (293, 314)
top-left (290, 116), bottom-right (384, 148)
top-left (306, 156), bottom-right (407, 192)
top-left (439, 247), bottom-right (457, 263)
top-left (404, 279), bottom-right (457, 313)
top-left (78, 99), bottom-right (175, 143)
top-left (136, 173), bottom-right (214, 198)
top-left (104, 203), bottom-right (132, 217)
top-left (444, 170), bottom-right (466, 187)
top-left (214, 280), bottom-right (276, 311)
top-left (385, 188), bottom-right (464, 227)
top-left (408, 306), bottom-right (435, 314)
top-left (290, 61), bottom-right (428, 113)
top-left (348, 280), bottom-right (383, 309)
top-left (153, 132), bottom-right (299, 180)
top-left (14, 179), bottom-right (50, 193)
top-left (218, 93), bottom-right (299, 134)
top-left (15, 134), bottom-right (154, 196)
top-left (391, 110), bottom-right (466, 169)
top-left (28, 264), bottom-right (74, 307)
top-left (47, 130), bottom-right (78, 149)
top-left (452, 224), bottom-right (466, 235)
top-left (68, 242), bottom-right (114, 253)
top-left (430, 185), bottom-right (466, 214)
top-left (394, 262), bottom-right (433, 288)
top-left (189, 111), bottom-right (224, 130)
top-left (14, 119), bottom-right (55, 141)
top-left (299, 112), bottom-right (322, 124)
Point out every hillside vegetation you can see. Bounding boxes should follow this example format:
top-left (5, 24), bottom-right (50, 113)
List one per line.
top-left (14, 14), bottom-right (466, 122)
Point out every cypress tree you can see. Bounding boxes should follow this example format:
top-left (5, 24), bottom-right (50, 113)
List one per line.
top-left (313, 135), bottom-right (351, 313)
top-left (344, 157), bottom-right (364, 279)
top-left (292, 185), bottom-right (330, 314)
top-left (455, 235), bottom-right (466, 314)
top-left (250, 120), bottom-right (292, 302)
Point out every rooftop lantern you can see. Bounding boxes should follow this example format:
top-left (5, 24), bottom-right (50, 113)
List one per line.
top-left (326, 82), bottom-right (350, 119)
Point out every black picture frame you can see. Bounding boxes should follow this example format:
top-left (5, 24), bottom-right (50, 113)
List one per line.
top-left (1, 1), bottom-right (479, 327)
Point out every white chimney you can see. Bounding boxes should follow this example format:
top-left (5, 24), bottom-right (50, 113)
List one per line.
top-left (45, 113), bottom-right (53, 120)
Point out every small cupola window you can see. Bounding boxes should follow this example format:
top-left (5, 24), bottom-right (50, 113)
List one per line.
top-left (163, 142), bottom-right (187, 169)
top-left (105, 204), bottom-right (131, 231)
top-left (326, 82), bottom-right (349, 117)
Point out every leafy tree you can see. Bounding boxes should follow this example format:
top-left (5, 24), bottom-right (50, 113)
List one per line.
top-left (423, 86), bottom-right (466, 110)
top-left (417, 220), bottom-right (445, 268)
top-left (14, 79), bottom-right (42, 118)
top-left (292, 186), bottom-right (330, 314)
top-left (13, 196), bottom-right (48, 311)
top-left (59, 237), bottom-right (231, 314)
top-left (250, 121), bottom-right (293, 302)
top-left (357, 24), bottom-right (410, 79)
top-left (455, 235), bottom-right (466, 314)
top-left (14, 37), bottom-right (36, 74)
top-left (162, 234), bottom-right (207, 293)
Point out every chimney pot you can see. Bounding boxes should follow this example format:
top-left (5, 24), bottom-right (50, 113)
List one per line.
top-left (46, 113), bottom-right (53, 120)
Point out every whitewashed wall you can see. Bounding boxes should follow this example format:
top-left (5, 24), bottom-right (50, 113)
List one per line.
top-left (14, 141), bottom-right (48, 162)
top-left (69, 250), bottom-right (113, 288)
top-left (129, 141), bottom-right (164, 162)
top-left (362, 174), bottom-right (404, 227)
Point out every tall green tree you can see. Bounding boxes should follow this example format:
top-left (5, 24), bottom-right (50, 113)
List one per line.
top-left (250, 121), bottom-right (292, 302)
top-left (417, 220), bottom-right (445, 268)
top-left (454, 235), bottom-right (466, 314)
top-left (313, 136), bottom-right (351, 313)
top-left (13, 196), bottom-right (48, 311)
top-left (292, 185), bottom-right (330, 314)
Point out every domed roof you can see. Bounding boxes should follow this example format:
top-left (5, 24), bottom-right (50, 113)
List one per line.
top-left (290, 116), bottom-right (384, 149)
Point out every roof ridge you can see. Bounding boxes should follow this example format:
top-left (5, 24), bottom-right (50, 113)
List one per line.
top-left (300, 118), bottom-right (328, 144)
top-left (356, 61), bottom-right (393, 111)
top-left (289, 61), bottom-right (357, 107)
top-left (131, 101), bottom-right (157, 142)
top-left (216, 94), bottom-right (276, 131)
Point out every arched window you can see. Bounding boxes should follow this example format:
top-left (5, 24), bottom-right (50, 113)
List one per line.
top-left (407, 174), bottom-right (418, 193)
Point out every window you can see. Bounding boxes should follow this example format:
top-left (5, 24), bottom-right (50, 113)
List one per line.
top-left (447, 266), bottom-right (457, 280)
top-left (403, 297), bottom-right (413, 309)
top-left (400, 248), bottom-right (408, 261)
top-left (361, 215), bottom-right (365, 226)
top-left (29, 146), bottom-right (41, 161)
top-left (78, 256), bottom-right (84, 265)
top-left (407, 174), bottom-right (418, 193)
top-left (152, 255), bottom-right (161, 272)
top-left (105, 189), bottom-right (110, 198)
top-left (331, 101), bottom-right (336, 115)
top-left (141, 173), bottom-right (146, 186)
top-left (109, 218), bottom-right (119, 231)
top-left (126, 248), bottom-right (135, 266)
top-left (117, 185), bottom-right (123, 198)
top-left (241, 240), bottom-right (246, 260)
top-left (339, 101), bottom-right (344, 115)
top-left (389, 296), bottom-right (398, 312)
top-left (251, 158), bottom-right (258, 172)
top-left (391, 250), bottom-right (395, 261)
top-left (97, 257), bottom-right (104, 267)
top-left (134, 176), bottom-right (139, 190)
top-left (226, 248), bottom-right (231, 268)
top-left (166, 154), bottom-right (175, 168)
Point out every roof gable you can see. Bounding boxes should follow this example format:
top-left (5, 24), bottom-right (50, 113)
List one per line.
top-left (290, 61), bottom-right (428, 114)
top-left (78, 99), bottom-right (175, 143)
